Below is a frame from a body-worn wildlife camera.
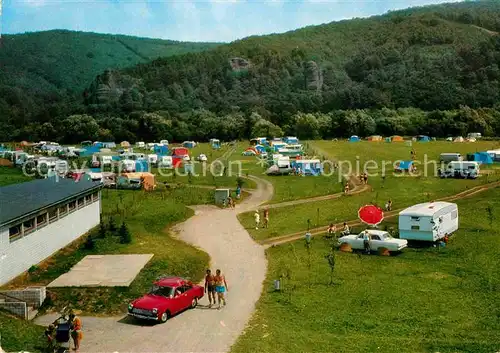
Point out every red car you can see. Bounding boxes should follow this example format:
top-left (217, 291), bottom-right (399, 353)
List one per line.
top-left (128, 276), bottom-right (204, 323)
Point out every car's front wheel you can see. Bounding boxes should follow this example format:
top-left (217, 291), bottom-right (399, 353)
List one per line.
top-left (159, 311), bottom-right (169, 323)
top-left (190, 298), bottom-right (198, 309)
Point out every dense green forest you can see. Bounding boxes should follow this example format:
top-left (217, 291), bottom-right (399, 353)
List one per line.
top-left (3, 2), bottom-right (500, 142)
top-left (0, 30), bottom-right (218, 133)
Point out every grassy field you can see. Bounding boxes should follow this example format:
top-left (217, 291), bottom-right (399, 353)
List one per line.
top-left (238, 141), bottom-right (500, 240)
top-left (230, 142), bottom-right (342, 203)
top-left (232, 188), bottom-right (500, 353)
top-left (0, 311), bottom-right (45, 352)
top-left (0, 166), bottom-right (31, 186)
top-left (4, 187), bottom-right (213, 315)
top-left (151, 143), bottom-right (257, 189)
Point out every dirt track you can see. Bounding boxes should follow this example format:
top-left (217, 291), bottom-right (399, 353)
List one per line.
top-left (35, 176), bottom-right (274, 353)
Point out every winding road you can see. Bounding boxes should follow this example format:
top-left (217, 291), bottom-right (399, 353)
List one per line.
top-left (35, 176), bottom-right (274, 353)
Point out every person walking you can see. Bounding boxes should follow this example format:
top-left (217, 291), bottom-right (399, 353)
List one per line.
top-left (387, 199), bottom-right (393, 211)
top-left (254, 210), bottom-right (260, 230)
top-left (214, 269), bottom-right (228, 309)
top-left (68, 312), bottom-right (83, 352)
top-left (204, 269), bottom-right (216, 308)
top-left (363, 230), bottom-right (371, 254)
top-left (263, 209), bottom-right (269, 228)
top-left (363, 172), bottom-right (368, 185)
top-left (236, 186), bottom-right (241, 200)
top-left (344, 183), bottom-right (350, 194)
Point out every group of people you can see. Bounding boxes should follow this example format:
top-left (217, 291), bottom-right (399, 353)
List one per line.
top-left (45, 311), bottom-right (83, 352)
top-left (327, 222), bottom-right (350, 238)
top-left (358, 173), bottom-right (369, 185)
top-left (204, 269), bottom-right (228, 309)
top-left (254, 208), bottom-right (269, 229)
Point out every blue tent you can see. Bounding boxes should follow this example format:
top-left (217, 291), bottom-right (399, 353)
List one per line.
top-left (183, 141), bottom-right (196, 148)
top-left (154, 145), bottom-right (169, 156)
top-left (255, 145), bottom-right (266, 153)
top-left (78, 146), bottom-right (100, 157)
top-left (472, 152), bottom-right (493, 164)
top-left (349, 135), bottom-right (360, 142)
top-left (135, 159), bottom-right (149, 172)
top-left (395, 161), bottom-right (414, 172)
top-left (417, 135), bottom-right (430, 142)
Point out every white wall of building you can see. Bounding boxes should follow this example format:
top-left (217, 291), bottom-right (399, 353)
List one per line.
top-left (0, 201), bottom-right (100, 286)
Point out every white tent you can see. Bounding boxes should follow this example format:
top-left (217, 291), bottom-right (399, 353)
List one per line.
top-left (453, 136), bottom-right (464, 143)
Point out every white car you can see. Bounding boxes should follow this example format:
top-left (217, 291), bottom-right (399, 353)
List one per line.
top-left (338, 230), bottom-right (408, 252)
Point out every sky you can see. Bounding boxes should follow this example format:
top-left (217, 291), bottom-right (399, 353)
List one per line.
top-left (1, 0), bottom-right (462, 42)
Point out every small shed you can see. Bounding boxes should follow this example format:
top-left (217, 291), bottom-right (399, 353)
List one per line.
top-left (391, 135), bottom-right (404, 142)
top-left (215, 189), bottom-right (230, 205)
top-left (349, 135), bottom-right (360, 142)
top-left (120, 141), bottom-right (131, 148)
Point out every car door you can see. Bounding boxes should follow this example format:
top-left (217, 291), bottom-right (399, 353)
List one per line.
top-left (353, 234), bottom-right (364, 250)
top-left (370, 234), bottom-right (381, 250)
top-left (170, 286), bottom-right (187, 314)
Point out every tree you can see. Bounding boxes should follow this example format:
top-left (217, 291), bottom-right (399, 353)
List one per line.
top-left (251, 117), bottom-right (283, 138)
top-left (108, 217), bottom-right (117, 234)
top-left (119, 222), bottom-right (132, 244)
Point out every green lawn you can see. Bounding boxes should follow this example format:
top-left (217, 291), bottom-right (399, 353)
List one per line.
top-left (239, 173), bottom-right (500, 241)
top-left (230, 142), bottom-right (342, 203)
top-left (152, 143), bottom-right (257, 189)
top-left (232, 188), bottom-right (500, 353)
top-left (238, 140), bottom-right (500, 241)
top-left (0, 166), bottom-right (31, 186)
top-left (0, 311), bottom-right (45, 352)
top-left (4, 187), bottom-right (212, 315)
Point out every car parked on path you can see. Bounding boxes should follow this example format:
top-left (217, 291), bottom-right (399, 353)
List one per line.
top-left (128, 276), bottom-right (204, 323)
top-left (338, 230), bottom-right (408, 253)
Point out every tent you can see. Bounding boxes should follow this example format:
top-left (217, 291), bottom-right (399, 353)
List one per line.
top-left (391, 135), bottom-right (404, 142)
top-left (154, 144), bottom-right (169, 156)
top-left (367, 135), bottom-right (383, 142)
top-left (395, 161), bottom-right (415, 172)
top-left (121, 141), bottom-right (131, 148)
top-left (183, 141), bottom-right (196, 148)
top-left (468, 152), bottom-right (493, 164)
top-left (417, 135), bottom-right (430, 142)
top-left (349, 135), bottom-right (360, 142)
top-left (454, 136), bottom-right (464, 143)
top-left (255, 144), bottom-right (266, 154)
top-left (171, 147), bottom-right (189, 157)
top-left (242, 147), bottom-right (257, 156)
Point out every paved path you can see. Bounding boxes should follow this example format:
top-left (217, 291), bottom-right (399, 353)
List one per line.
top-left (36, 176), bottom-right (274, 353)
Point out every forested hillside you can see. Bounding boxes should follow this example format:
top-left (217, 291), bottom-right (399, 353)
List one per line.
top-left (0, 30), bottom-right (218, 132)
top-left (3, 2), bottom-right (500, 142)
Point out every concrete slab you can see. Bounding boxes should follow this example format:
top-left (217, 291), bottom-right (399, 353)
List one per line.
top-left (47, 254), bottom-right (153, 288)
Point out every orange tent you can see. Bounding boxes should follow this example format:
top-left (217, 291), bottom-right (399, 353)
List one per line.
top-left (367, 135), bottom-right (383, 142)
top-left (122, 172), bottom-right (156, 191)
top-left (391, 135), bottom-right (404, 142)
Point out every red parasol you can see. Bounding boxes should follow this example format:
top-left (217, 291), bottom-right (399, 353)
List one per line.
top-left (358, 205), bottom-right (384, 225)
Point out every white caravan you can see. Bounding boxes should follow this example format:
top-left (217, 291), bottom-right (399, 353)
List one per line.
top-left (399, 202), bottom-right (458, 242)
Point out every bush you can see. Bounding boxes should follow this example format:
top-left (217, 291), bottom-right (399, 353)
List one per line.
top-left (118, 222), bottom-right (132, 244)
top-left (97, 222), bottom-right (107, 239)
top-left (83, 235), bottom-right (95, 250)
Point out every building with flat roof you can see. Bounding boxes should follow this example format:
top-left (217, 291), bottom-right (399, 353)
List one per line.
top-left (0, 177), bottom-right (103, 285)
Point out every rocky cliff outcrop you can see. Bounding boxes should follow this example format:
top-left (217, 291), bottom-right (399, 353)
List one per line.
top-left (229, 57), bottom-right (251, 72)
top-left (304, 61), bottom-right (323, 91)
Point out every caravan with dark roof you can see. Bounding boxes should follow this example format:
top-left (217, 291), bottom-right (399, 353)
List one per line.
top-left (0, 178), bottom-right (103, 285)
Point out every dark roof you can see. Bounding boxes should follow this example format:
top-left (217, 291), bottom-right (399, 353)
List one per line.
top-left (0, 177), bottom-right (102, 227)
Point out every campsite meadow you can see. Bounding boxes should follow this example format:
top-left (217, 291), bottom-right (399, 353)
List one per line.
top-left (238, 140), bottom-right (500, 241)
top-left (232, 187), bottom-right (500, 353)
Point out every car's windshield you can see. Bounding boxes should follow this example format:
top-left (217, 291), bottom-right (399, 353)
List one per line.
top-left (149, 285), bottom-right (174, 297)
